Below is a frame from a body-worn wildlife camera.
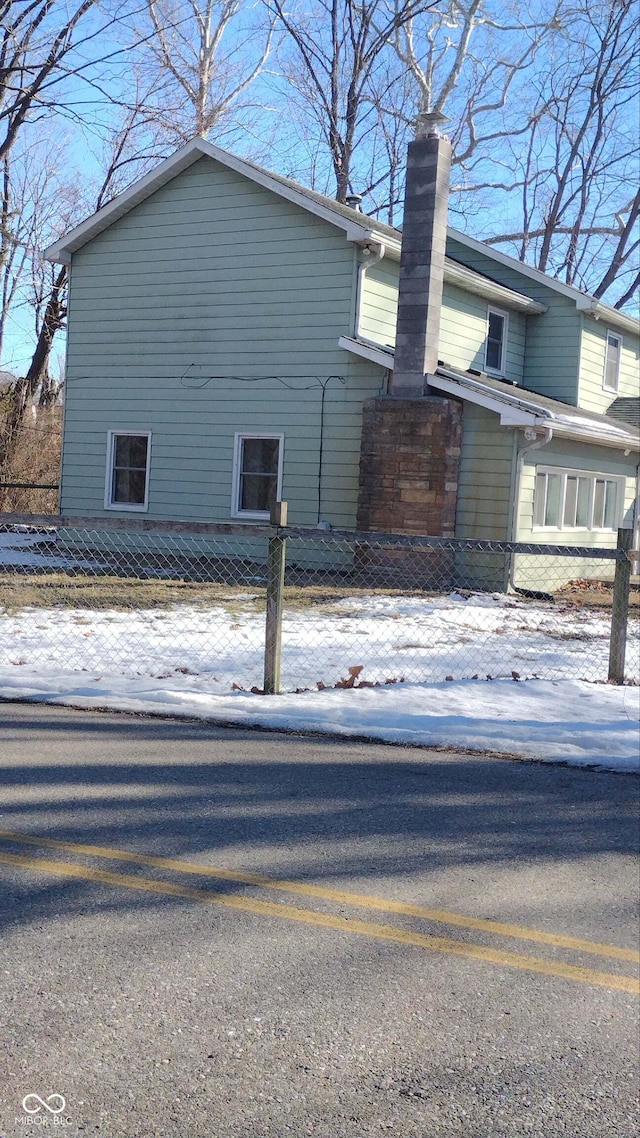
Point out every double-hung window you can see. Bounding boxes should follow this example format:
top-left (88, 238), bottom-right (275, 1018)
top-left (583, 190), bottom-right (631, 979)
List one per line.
top-left (603, 330), bottom-right (622, 392)
top-left (232, 433), bottom-right (283, 519)
top-left (533, 466), bottom-right (623, 531)
top-left (485, 307), bottom-right (508, 375)
top-left (105, 431), bottom-right (151, 510)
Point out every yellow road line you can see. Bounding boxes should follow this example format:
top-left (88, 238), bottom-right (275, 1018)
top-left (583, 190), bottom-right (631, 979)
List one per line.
top-left (0, 851), bottom-right (638, 995)
top-left (0, 828), bottom-right (636, 965)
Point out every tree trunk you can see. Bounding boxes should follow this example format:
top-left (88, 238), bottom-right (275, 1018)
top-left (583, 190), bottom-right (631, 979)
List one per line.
top-left (0, 265), bottom-right (67, 477)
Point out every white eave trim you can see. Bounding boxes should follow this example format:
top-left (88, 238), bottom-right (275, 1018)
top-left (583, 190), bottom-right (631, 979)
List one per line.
top-left (431, 369), bottom-right (639, 450)
top-left (448, 226), bottom-right (639, 337)
top-left (429, 372), bottom-right (540, 427)
top-left (574, 297), bottom-right (640, 338)
top-left (338, 335), bottom-right (395, 370)
top-left (45, 138), bottom-right (384, 263)
top-left (444, 259), bottom-right (546, 314)
top-left (339, 339), bottom-right (639, 450)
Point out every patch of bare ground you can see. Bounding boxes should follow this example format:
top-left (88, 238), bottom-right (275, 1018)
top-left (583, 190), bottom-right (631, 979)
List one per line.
top-left (0, 575), bottom-right (421, 615)
top-left (554, 578), bottom-right (640, 614)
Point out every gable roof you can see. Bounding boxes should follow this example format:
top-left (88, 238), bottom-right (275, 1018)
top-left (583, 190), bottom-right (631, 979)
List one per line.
top-left (44, 137), bottom-right (638, 338)
top-left (447, 228), bottom-right (639, 338)
top-left (44, 137), bottom-right (397, 264)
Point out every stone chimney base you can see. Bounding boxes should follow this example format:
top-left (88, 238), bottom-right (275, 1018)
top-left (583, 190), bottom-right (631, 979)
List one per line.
top-left (356, 396), bottom-right (462, 583)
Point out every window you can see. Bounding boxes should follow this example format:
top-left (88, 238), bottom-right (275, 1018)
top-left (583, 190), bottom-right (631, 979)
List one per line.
top-left (105, 431), bottom-right (151, 510)
top-left (533, 466), bottom-right (623, 531)
top-left (232, 434), bottom-right (283, 518)
top-left (485, 307), bottom-right (508, 375)
top-left (603, 330), bottom-right (622, 392)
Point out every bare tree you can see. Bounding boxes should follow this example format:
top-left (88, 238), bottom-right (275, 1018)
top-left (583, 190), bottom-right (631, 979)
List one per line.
top-left (0, 107), bottom-right (159, 477)
top-left (268, 0), bottom-right (441, 204)
top-left (380, 1), bottom-right (564, 219)
top-left (135, 0), bottom-right (275, 148)
top-left (0, 0), bottom-right (111, 167)
top-left (475, 0), bottom-right (639, 308)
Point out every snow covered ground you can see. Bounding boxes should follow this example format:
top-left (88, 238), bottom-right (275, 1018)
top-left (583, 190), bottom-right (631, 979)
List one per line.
top-left (0, 588), bottom-right (637, 772)
top-left (0, 666), bottom-right (637, 772)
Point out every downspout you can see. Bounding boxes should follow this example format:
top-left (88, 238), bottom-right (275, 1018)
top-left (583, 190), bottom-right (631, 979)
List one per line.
top-left (508, 425), bottom-right (553, 590)
top-left (353, 242), bottom-right (386, 341)
top-left (628, 457), bottom-right (633, 573)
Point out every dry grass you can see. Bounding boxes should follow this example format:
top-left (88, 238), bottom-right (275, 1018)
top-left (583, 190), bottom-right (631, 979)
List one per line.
top-left (0, 574), bottom-right (263, 614)
top-left (0, 573), bottom-right (411, 615)
top-left (0, 406), bottom-right (62, 513)
top-left (1, 569), bottom-right (637, 618)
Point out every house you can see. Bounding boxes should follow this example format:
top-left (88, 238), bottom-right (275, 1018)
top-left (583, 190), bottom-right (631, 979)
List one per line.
top-left (44, 130), bottom-right (639, 587)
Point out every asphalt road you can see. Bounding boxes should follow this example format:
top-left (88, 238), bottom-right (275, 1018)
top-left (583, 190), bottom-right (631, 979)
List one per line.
top-left (0, 699), bottom-right (638, 1138)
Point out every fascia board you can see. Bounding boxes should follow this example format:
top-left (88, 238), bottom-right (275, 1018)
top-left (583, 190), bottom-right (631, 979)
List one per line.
top-left (429, 372), bottom-right (538, 426)
top-left (44, 139), bottom-right (207, 262)
top-left (448, 226), bottom-right (590, 303)
top-left (349, 227), bottom-right (402, 256)
top-left (197, 140), bottom-right (375, 240)
top-left (448, 226), bottom-right (639, 336)
top-left (444, 260), bottom-right (546, 314)
top-left (575, 298), bottom-right (640, 338)
top-left (45, 138), bottom-right (378, 262)
top-left (549, 421), bottom-right (640, 452)
top-left (338, 335), bottom-right (395, 369)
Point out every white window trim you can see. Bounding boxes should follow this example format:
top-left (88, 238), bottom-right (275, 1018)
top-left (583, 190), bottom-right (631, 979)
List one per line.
top-left (602, 328), bottom-right (622, 393)
top-left (104, 430), bottom-right (151, 512)
top-left (484, 305), bottom-right (509, 376)
top-left (231, 432), bottom-right (284, 520)
top-left (532, 465), bottom-right (625, 533)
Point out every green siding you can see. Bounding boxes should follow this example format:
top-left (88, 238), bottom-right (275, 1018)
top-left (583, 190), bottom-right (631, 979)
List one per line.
top-left (358, 255), bottom-right (398, 347)
top-left (62, 156), bottom-right (385, 528)
top-left (455, 404), bottom-right (514, 539)
top-left (359, 255), bottom-right (526, 381)
top-left (446, 237), bottom-right (581, 404)
top-left (578, 318), bottom-right (640, 415)
top-left (441, 284), bottom-right (525, 381)
top-left (513, 437), bottom-right (637, 586)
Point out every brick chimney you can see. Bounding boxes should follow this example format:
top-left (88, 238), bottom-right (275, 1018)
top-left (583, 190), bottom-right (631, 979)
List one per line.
top-left (391, 111), bottom-right (451, 395)
top-left (356, 111), bottom-right (462, 547)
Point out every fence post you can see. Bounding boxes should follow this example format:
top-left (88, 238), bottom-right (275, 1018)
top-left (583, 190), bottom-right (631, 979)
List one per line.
top-left (608, 528), bottom-right (633, 685)
top-left (263, 501), bottom-right (288, 694)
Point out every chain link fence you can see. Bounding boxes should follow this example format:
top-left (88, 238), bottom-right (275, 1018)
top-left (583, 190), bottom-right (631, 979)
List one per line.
top-left (0, 514), bottom-right (637, 695)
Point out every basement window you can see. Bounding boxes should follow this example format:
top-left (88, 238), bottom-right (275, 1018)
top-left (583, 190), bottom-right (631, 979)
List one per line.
top-left (533, 466), bottom-right (623, 531)
top-left (105, 431), bottom-right (151, 510)
top-left (603, 330), bottom-right (622, 392)
top-left (484, 307), bottom-right (508, 375)
top-left (232, 434), bottom-right (283, 519)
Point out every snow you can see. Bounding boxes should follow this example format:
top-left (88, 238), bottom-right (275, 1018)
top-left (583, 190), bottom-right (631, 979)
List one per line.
top-left (0, 589), bottom-right (633, 689)
top-left (0, 667), bottom-right (637, 771)
top-left (0, 591), bottom-right (637, 772)
top-left (1, 525), bottom-right (637, 771)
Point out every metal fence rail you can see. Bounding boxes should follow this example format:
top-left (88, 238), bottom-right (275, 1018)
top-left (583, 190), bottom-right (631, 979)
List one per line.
top-left (0, 513), bottom-right (636, 694)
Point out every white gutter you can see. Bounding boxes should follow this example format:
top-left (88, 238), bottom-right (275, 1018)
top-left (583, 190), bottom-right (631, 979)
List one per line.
top-left (574, 296), bottom-right (640, 338)
top-left (628, 457), bottom-right (633, 573)
top-left (509, 426), bottom-right (554, 589)
top-left (444, 259), bottom-right (546, 314)
top-left (449, 226), bottom-right (640, 339)
top-left (353, 242), bottom-right (386, 340)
